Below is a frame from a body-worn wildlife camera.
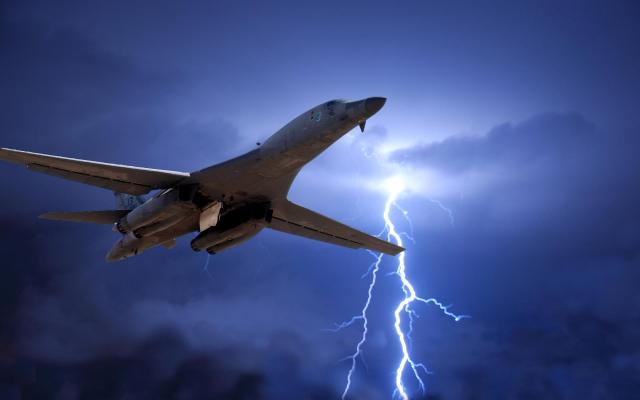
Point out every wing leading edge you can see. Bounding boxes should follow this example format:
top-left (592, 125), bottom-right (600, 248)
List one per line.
top-left (0, 148), bottom-right (189, 195)
top-left (268, 200), bottom-right (404, 256)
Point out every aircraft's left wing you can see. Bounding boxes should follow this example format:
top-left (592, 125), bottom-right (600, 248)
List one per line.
top-left (268, 200), bottom-right (404, 256)
top-left (0, 148), bottom-right (189, 195)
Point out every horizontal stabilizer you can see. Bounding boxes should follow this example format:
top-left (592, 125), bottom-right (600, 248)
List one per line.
top-left (39, 210), bottom-right (129, 224)
top-left (0, 148), bottom-right (189, 195)
top-left (268, 200), bottom-right (404, 256)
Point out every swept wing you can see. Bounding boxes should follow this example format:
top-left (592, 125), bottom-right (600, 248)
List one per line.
top-left (0, 148), bottom-right (189, 195)
top-left (269, 200), bottom-right (403, 255)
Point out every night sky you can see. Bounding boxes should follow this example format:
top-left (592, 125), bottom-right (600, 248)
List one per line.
top-left (1, 1), bottom-right (640, 399)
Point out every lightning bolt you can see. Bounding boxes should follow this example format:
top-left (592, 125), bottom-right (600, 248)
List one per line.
top-left (201, 253), bottom-right (215, 282)
top-left (329, 251), bottom-right (384, 399)
top-left (427, 198), bottom-right (455, 227)
top-left (386, 183), bottom-right (468, 399)
top-left (335, 177), bottom-right (468, 399)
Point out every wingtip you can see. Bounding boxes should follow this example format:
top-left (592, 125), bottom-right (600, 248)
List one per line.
top-left (0, 147), bottom-right (13, 160)
top-left (392, 246), bottom-right (406, 256)
top-left (0, 147), bottom-right (21, 154)
top-left (379, 244), bottom-right (405, 256)
top-left (38, 212), bottom-right (67, 221)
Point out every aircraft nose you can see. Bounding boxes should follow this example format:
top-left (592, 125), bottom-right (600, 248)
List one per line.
top-left (364, 97), bottom-right (387, 115)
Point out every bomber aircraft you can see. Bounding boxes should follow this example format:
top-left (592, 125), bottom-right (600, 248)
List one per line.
top-left (0, 97), bottom-right (403, 261)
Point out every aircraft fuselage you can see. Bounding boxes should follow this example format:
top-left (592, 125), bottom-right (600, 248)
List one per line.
top-left (106, 97), bottom-right (387, 260)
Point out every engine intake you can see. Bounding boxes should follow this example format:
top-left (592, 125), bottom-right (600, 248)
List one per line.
top-left (190, 202), bottom-right (271, 253)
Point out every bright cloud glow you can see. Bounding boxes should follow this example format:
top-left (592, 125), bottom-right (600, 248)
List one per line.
top-left (383, 175), bottom-right (407, 194)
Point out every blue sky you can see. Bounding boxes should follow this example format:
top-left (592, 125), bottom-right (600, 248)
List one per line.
top-left (1, 1), bottom-right (639, 399)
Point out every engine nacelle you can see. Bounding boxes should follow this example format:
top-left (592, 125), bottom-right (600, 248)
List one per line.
top-left (190, 202), bottom-right (271, 253)
top-left (106, 231), bottom-right (142, 261)
top-left (192, 221), bottom-right (264, 254)
top-left (116, 188), bottom-right (193, 235)
top-left (133, 214), bottom-right (186, 238)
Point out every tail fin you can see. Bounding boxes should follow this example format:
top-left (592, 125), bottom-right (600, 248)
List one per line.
top-left (114, 192), bottom-right (145, 210)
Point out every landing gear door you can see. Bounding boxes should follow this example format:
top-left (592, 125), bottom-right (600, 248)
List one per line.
top-left (199, 201), bottom-right (221, 232)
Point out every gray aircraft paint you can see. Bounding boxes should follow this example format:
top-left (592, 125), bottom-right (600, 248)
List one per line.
top-left (0, 97), bottom-right (401, 261)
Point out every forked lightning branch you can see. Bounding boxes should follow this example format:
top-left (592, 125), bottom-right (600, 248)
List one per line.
top-left (337, 177), bottom-right (467, 400)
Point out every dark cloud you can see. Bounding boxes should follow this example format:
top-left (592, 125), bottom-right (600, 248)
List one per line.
top-left (385, 112), bottom-right (640, 398)
top-left (391, 112), bottom-right (640, 261)
top-left (390, 113), bottom-right (598, 174)
top-left (2, 2), bottom-right (640, 399)
top-left (0, 327), bottom-right (338, 400)
top-left (0, 17), bottom-right (341, 400)
top-left (0, 16), bottom-right (242, 217)
top-left (0, 213), bottom-right (343, 399)
top-left (1, 21), bottom-right (176, 150)
top-left (0, 17), bottom-right (241, 170)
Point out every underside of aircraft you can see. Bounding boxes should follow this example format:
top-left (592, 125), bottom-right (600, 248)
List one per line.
top-left (0, 97), bottom-right (403, 261)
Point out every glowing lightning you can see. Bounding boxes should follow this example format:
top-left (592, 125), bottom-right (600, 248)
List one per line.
top-left (201, 253), bottom-right (215, 282)
top-left (427, 198), bottom-right (455, 227)
top-left (331, 251), bottom-right (384, 399)
top-left (385, 181), bottom-right (468, 399)
top-left (336, 176), bottom-right (468, 399)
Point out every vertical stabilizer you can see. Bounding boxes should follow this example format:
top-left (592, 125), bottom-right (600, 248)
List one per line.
top-left (114, 192), bottom-right (145, 210)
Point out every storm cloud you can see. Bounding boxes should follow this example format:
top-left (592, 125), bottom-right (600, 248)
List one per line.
top-left (391, 113), bottom-right (598, 174)
top-left (2, 1), bottom-right (640, 399)
top-left (383, 112), bottom-right (640, 398)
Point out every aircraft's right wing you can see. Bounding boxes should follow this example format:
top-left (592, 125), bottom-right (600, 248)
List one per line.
top-left (0, 148), bottom-right (189, 195)
top-left (268, 200), bottom-right (404, 256)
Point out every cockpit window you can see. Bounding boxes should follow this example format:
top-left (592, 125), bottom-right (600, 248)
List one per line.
top-left (326, 100), bottom-right (336, 116)
top-left (310, 109), bottom-right (322, 121)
